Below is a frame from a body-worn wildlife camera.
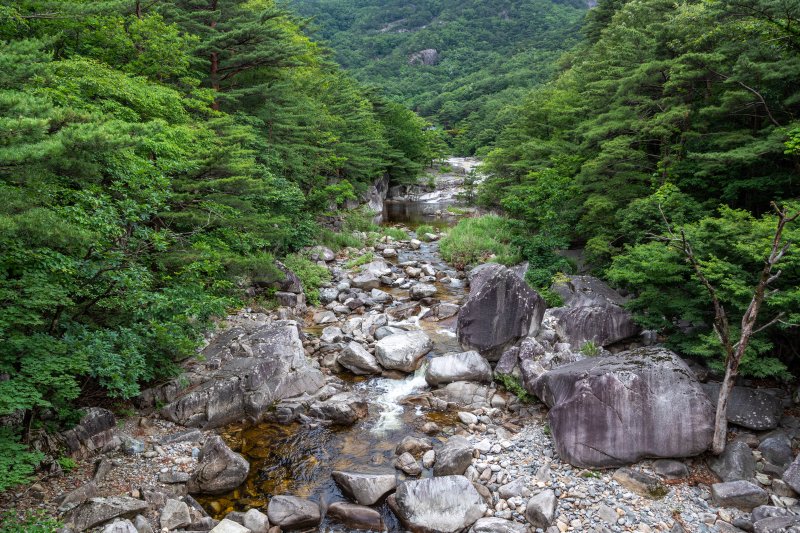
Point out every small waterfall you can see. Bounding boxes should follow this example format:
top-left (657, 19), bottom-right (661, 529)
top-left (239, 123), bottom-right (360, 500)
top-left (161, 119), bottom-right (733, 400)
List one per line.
top-left (367, 364), bottom-right (429, 435)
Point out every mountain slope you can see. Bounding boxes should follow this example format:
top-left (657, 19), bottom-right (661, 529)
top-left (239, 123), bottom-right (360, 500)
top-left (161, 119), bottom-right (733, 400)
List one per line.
top-left (291, 0), bottom-right (587, 154)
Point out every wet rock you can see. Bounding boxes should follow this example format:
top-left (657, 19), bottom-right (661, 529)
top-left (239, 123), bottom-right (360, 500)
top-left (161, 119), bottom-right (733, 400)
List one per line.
top-left (308, 392), bottom-right (369, 425)
top-left (391, 475), bottom-right (486, 533)
top-left (612, 468), bottom-right (666, 499)
top-left (396, 452), bottom-right (423, 476)
top-left (243, 509), bottom-right (270, 533)
top-left (458, 264), bottom-right (546, 361)
top-left (160, 499), bottom-right (191, 530)
top-left (157, 321), bottom-right (324, 429)
top-left (434, 436), bottom-right (474, 476)
top-left (187, 436), bottom-right (249, 495)
top-left (701, 384), bottom-right (784, 431)
top-left (338, 341), bottom-right (382, 375)
top-left (712, 480), bottom-right (769, 510)
top-left (431, 302), bottom-right (460, 321)
top-left (57, 481), bottom-right (98, 513)
top-left (425, 351), bottom-right (492, 386)
top-left (210, 518), bottom-right (250, 532)
top-left (550, 305), bottom-right (640, 348)
top-left (410, 283), bottom-right (437, 300)
top-left (653, 459), bottom-right (690, 480)
top-left (525, 489), bottom-right (556, 529)
top-left (396, 436), bottom-right (433, 456)
top-left (101, 520), bottom-right (137, 533)
top-left (710, 441), bottom-right (756, 482)
top-left (267, 495), bottom-right (320, 530)
top-left (530, 346), bottom-right (714, 468)
top-left (331, 471), bottom-right (397, 505)
top-left (371, 288), bottom-right (392, 303)
top-left (326, 502), bottom-right (384, 531)
top-left (458, 411), bottom-right (478, 425)
top-left (375, 331), bottom-right (433, 372)
top-left (65, 497), bottom-right (149, 531)
top-left (471, 517), bottom-right (527, 533)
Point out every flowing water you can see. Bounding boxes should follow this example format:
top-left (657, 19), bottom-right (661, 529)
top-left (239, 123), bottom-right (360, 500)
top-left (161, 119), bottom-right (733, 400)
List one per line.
top-left (200, 194), bottom-right (469, 531)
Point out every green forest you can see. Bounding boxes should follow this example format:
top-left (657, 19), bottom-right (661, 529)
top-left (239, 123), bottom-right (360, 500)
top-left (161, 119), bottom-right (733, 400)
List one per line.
top-left (290, 0), bottom-right (587, 154)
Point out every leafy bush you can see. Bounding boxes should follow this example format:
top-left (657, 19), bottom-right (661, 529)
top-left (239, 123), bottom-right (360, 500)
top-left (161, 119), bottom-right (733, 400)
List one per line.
top-left (0, 429), bottom-right (44, 492)
top-left (343, 207), bottom-right (381, 233)
top-left (439, 216), bottom-right (522, 268)
top-left (57, 456), bottom-right (78, 472)
top-left (580, 341), bottom-right (601, 356)
top-left (281, 254), bottom-right (331, 305)
top-left (494, 373), bottom-right (536, 404)
top-left (0, 510), bottom-right (62, 533)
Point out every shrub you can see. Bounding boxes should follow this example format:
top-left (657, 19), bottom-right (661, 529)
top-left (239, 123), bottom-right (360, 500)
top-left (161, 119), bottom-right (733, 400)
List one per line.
top-left (0, 510), bottom-right (62, 533)
top-left (57, 456), bottom-right (78, 472)
top-left (439, 215), bottom-right (522, 268)
top-left (343, 207), bottom-right (380, 233)
top-left (281, 254), bottom-right (331, 305)
top-left (580, 341), bottom-right (601, 356)
top-left (415, 224), bottom-right (435, 239)
top-left (0, 429), bottom-right (44, 492)
top-left (494, 373), bottom-right (536, 404)
top-left (319, 228), bottom-right (364, 251)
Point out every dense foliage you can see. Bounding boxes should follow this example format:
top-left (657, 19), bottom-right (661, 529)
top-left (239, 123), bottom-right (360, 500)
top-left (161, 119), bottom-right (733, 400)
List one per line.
top-left (478, 0), bottom-right (800, 376)
top-left (290, 0), bottom-right (587, 154)
top-left (0, 0), bottom-right (438, 487)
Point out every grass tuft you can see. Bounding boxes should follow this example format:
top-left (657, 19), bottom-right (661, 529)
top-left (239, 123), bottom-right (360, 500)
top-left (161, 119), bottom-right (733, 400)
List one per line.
top-left (439, 215), bottom-right (521, 268)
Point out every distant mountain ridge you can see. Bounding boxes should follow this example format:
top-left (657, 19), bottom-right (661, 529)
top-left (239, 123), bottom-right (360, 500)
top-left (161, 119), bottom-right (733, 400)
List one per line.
top-left (290, 0), bottom-right (587, 154)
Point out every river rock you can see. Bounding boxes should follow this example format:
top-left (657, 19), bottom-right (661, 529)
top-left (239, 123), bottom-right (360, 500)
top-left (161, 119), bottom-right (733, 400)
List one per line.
top-left (331, 471), bottom-right (397, 505)
top-left (433, 436), bottom-right (474, 476)
top-left (653, 459), bottom-right (690, 480)
top-left (425, 351), bottom-right (492, 386)
top-left (308, 392), bottom-right (368, 425)
top-left (530, 346), bottom-right (714, 467)
top-left (710, 441), bottom-right (756, 482)
top-left (471, 517), bottom-right (527, 533)
top-left (391, 475), bottom-right (486, 533)
top-left (712, 480), bottom-right (769, 510)
top-left (351, 272), bottom-right (380, 290)
top-left (410, 283), bottom-right (437, 300)
top-left (160, 499), bottom-right (191, 530)
top-left (458, 263), bottom-right (546, 361)
top-left (396, 452), bottom-right (422, 476)
top-left (326, 502), bottom-right (384, 531)
top-left (612, 468), bottom-right (665, 498)
top-left (783, 454), bottom-right (800, 493)
top-left (243, 509), bottom-right (269, 533)
top-left (187, 436), bottom-right (249, 495)
top-left (431, 381), bottom-right (495, 409)
top-left (754, 516), bottom-right (800, 532)
top-left (101, 520), bottom-right (137, 533)
top-left (156, 321), bottom-right (324, 428)
top-left (267, 496), bottom-right (320, 530)
top-left (65, 497), bottom-right (149, 531)
top-left (338, 341), bottom-right (381, 375)
top-left (551, 275), bottom-right (629, 308)
top-left (702, 384), bottom-right (784, 431)
top-left (525, 489), bottom-right (557, 529)
top-left (210, 518), bottom-right (250, 533)
top-left (550, 304), bottom-right (640, 348)
top-left (498, 478), bottom-right (532, 499)
top-left (375, 331), bottom-right (433, 372)
top-left (361, 260), bottom-right (392, 277)
top-left (759, 435), bottom-right (794, 468)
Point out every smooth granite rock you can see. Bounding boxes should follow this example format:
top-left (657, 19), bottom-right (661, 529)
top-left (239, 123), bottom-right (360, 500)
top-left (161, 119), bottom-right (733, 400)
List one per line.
top-left (391, 476), bottom-right (486, 533)
top-left (187, 436), bottom-right (249, 495)
top-left (425, 351), bottom-right (492, 386)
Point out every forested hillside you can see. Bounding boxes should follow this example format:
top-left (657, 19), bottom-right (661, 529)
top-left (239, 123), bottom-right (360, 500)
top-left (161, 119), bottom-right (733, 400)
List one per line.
top-left (477, 0), bottom-right (800, 376)
top-left (0, 0), bottom-right (439, 486)
top-left (290, 0), bottom-right (587, 154)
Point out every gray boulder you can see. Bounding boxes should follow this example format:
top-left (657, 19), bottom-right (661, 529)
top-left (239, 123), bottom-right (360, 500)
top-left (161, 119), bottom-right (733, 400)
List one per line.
top-left (410, 283), bottom-right (438, 300)
top-left (351, 272), bottom-right (380, 290)
top-left (210, 518), bottom-right (250, 532)
top-left (338, 342), bottom-right (382, 375)
top-left (309, 246), bottom-right (335, 262)
top-left (525, 490), bottom-right (556, 529)
top-left (431, 381), bottom-right (495, 409)
top-left (759, 435), bottom-right (794, 468)
top-left (783, 454), bottom-right (800, 493)
top-left (332, 471), bottom-right (397, 505)
top-left (101, 520), bottom-right (137, 533)
top-left (326, 502), bottom-right (384, 531)
top-left (433, 436), bottom-right (474, 477)
top-left (710, 441), bottom-right (756, 482)
top-left (471, 517), bottom-right (527, 533)
top-left (267, 495), bottom-right (320, 530)
top-left (187, 436), bottom-right (249, 495)
top-left (550, 275), bottom-right (629, 308)
top-left (57, 481), bottom-right (98, 513)
top-left (458, 263), bottom-right (546, 361)
top-left (60, 408), bottom-right (118, 459)
top-left (361, 260), bottom-right (392, 277)
top-left (395, 452), bottom-right (422, 476)
top-left (711, 480), bottom-right (769, 510)
top-left (702, 384), bottom-right (784, 431)
top-left (530, 346), bottom-right (714, 468)
top-left (160, 499), bottom-right (191, 530)
top-left (156, 321), bottom-right (324, 428)
top-left (243, 509), bottom-right (269, 533)
top-left (308, 392), bottom-right (368, 425)
top-left (65, 497), bottom-right (149, 531)
top-left (391, 476), bottom-right (486, 533)
top-left (425, 351), bottom-right (492, 386)
top-left (375, 331), bottom-right (433, 372)
top-left (550, 305), bottom-right (640, 348)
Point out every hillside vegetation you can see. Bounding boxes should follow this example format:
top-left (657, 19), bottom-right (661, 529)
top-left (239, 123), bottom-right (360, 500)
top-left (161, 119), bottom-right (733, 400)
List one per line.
top-left (291, 0), bottom-right (587, 154)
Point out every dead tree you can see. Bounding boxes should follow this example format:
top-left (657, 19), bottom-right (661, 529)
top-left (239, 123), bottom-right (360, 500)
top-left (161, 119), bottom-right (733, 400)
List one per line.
top-left (660, 202), bottom-right (799, 454)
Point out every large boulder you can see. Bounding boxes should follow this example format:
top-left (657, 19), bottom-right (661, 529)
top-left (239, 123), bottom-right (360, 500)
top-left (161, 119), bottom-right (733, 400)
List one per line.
top-left (375, 331), bottom-right (433, 372)
top-left (433, 436), bottom-right (474, 476)
top-left (550, 275), bottom-right (629, 308)
top-left (326, 501), bottom-right (384, 531)
top-left (701, 384), bottom-right (784, 431)
top-left (187, 436), bottom-right (249, 495)
top-left (60, 408), bottom-right (118, 459)
top-left (550, 305), bottom-right (640, 348)
top-left (530, 346), bottom-right (714, 468)
top-left (431, 381), bottom-right (495, 409)
top-left (65, 497), bottom-right (149, 531)
top-left (457, 264), bottom-right (546, 361)
top-left (390, 476), bottom-right (486, 533)
top-left (308, 392), bottom-right (368, 425)
top-left (425, 351), bottom-right (492, 386)
top-left (155, 321), bottom-right (324, 428)
top-left (709, 441), bottom-right (756, 482)
top-left (267, 495), bottom-right (320, 530)
top-left (338, 342), bottom-right (382, 375)
top-left (331, 471), bottom-right (397, 505)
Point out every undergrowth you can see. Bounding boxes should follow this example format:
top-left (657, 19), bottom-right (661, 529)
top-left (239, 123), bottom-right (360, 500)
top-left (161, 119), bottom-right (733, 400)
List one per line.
top-left (439, 215), bottom-right (522, 268)
top-left (494, 373), bottom-right (536, 404)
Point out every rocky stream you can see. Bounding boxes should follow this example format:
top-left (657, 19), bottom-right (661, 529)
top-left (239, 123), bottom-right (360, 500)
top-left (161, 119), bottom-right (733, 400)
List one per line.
top-left (6, 158), bottom-right (800, 533)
